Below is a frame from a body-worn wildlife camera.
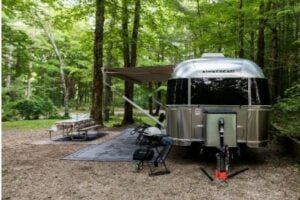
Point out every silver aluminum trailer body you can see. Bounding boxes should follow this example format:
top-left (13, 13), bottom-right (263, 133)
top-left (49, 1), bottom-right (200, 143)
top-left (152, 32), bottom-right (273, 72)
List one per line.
top-left (166, 55), bottom-right (271, 148)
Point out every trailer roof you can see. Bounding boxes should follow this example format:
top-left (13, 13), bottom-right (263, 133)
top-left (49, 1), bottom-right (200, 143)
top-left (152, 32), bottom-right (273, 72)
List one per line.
top-left (172, 58), bottom-right (265, 78)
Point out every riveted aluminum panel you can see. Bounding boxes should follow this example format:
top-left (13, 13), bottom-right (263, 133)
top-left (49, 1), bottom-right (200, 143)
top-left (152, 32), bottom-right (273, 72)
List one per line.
top-left (166, 108), bottom-right (178, 139)
top-left (247, 108), bottom-right (270, 148)
top-left (191, 107), bottom-right (205, 140)
top-left (166, 107), bottom-right (192, 146)
top-left (236, 107), bottom-right (248, 143)
top-left (177, 108), bottom-right (192, 140)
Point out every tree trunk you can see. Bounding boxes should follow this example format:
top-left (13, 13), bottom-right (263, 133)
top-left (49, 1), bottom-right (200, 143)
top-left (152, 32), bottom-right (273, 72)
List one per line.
top-left (256, 0), bottom-right (265, 68)
top-left (250, 30), bottom-right (255, 60)
top-left (217, 23), bottom-right (222, 53)
top-left (154, 82), bottom-right (162, 116)
top-left (130, 0), bottom-right (141, 68)
top-left (27, 61), bottom-right (32, 99)
top-left (295, 12), bottom-right (300, 81)
top-left (39, 21), bottom-right (69, 117)
top-left (148, 82), bottom-right (153, 115)
top-left (271, 27), bottom-right (280, 100)
top-left (75, 82), bottom-right (80, 110)
top-left (104, 1), bottom-right (117, 122)
top-left (121, 0), bottom-right (133, 125)
top-left (15, 51), bottom-right (23, 78)
top-left (6, 46), bottom-right (13, 90)
top-left (90, 0), bottom-right (105, 125)
top-left (154, 44), bottom-right (164, 116)
top-left (282, 13), bottom-right (289, 90)
top-left (104, 45), bottom-right (113, 122)
top-left (196, 0), bottom-right (201, 15)
top-left (270, 0), bottom-right (281, 100)
top-left (78, 83), bottom-right (84, 108)
top-left (238, 0), bottom-right (244, 58)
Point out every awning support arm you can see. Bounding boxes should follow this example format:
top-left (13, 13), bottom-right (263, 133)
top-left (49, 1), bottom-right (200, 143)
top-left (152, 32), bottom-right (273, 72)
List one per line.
top-left (104, 83), bottom-right (164, 128)
top-left (122, 96), bottom-right (164, 127)
top-left (152, 98), bottom-right (165, 109)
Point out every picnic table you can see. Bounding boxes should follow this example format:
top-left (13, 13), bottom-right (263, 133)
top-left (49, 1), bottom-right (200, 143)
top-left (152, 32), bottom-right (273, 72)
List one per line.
top-left (49, 118), bottom-right (101, 140)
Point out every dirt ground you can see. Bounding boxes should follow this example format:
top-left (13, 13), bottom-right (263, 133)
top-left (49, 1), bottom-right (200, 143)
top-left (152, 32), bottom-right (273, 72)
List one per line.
top-left (2, 128), bottom-right (300, 200)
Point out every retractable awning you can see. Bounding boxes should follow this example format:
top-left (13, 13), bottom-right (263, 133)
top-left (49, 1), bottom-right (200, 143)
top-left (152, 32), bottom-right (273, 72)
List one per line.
top-left (105, 65), bottom-right (174, 84)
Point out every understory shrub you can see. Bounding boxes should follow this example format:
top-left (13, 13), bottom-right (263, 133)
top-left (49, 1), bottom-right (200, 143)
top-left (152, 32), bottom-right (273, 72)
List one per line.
top-left (273, 83), bottom-right (300, 139)
top-left (2, 102), bottom-right (19, 122)
top-left (13, 97), bottom-right (57, 120)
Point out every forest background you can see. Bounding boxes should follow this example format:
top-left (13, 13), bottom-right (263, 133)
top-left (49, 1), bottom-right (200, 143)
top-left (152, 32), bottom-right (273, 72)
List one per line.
top-left (2, 0), bottom-right (299, 136)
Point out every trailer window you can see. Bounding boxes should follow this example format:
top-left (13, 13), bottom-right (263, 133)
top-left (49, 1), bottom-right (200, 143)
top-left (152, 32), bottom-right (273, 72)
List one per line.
top-left (167, 79), bottom-right (188, 104)
top-left (191, 78), bottom-right (248, 105)
top-left (251, 78), bottom-right (270, 105)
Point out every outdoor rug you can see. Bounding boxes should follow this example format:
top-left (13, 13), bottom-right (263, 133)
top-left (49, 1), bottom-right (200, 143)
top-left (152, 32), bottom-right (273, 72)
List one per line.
top-left (52, 132), bottom-right (107, 142)
top-left (63, 128), bottom-right (164, 162)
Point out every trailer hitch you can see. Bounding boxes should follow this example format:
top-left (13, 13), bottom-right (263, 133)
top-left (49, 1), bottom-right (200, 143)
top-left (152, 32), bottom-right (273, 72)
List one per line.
top-left (201, 118), bottom-right (249, 182)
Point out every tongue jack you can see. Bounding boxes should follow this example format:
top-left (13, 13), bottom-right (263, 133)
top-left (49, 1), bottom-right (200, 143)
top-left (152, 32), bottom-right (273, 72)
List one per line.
top-left (201, 118), bottom-right (249, 182)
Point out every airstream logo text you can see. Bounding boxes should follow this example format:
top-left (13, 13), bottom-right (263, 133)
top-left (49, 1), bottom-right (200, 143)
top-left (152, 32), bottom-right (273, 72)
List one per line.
top-left (201, 69), bottom-right (235, 73)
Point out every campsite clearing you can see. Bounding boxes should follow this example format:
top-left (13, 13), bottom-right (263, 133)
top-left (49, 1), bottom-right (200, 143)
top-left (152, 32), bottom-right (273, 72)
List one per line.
top-left (2, 128), bottom-right (300, 200)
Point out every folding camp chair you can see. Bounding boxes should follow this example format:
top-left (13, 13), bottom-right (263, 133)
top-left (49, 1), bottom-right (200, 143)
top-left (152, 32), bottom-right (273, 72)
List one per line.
top-left (133, 135), bottom-right (172, 176)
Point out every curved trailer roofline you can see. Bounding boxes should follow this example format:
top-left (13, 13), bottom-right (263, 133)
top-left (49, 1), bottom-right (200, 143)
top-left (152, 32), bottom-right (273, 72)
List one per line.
top-left (105, 55), bottom-right (265, 83)
top-left (172, 57), bottom-right (265, 79)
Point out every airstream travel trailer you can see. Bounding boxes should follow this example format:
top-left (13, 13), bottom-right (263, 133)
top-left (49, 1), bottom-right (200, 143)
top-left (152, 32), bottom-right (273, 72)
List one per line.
top-left (166, 53), bottom-right (270, 148)
top-left (106, 53), bottom-right (271, 149)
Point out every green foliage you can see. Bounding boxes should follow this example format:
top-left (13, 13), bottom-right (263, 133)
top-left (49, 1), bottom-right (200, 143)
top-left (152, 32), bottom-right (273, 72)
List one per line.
top-left (273, 83), bottom-right (300, 139)
top-left (274, 83), bottom-right (300, 113)
top-left (14, 99), bottom-right (41, 120)
top-left (2, 0), bottom-right (299, 126)
top-left (148, 85), bottom-right (167, 98)
top-left (13, 97), bottom-right (57, 120)
top-left (2, 102), bottom-right (19, 122)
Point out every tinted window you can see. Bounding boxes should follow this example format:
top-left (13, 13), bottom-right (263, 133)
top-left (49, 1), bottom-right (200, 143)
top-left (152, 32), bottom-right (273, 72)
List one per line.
top-left (191, 78), bottom-right (248, 105)
top-left (251, 78), bottom-right (270, 105)
top-left (167, 79), bottom-right (188, 104)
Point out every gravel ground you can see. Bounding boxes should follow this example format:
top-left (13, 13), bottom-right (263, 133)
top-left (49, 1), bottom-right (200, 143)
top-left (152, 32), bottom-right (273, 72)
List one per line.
top-left (2, 128), bottom-right (300, 200)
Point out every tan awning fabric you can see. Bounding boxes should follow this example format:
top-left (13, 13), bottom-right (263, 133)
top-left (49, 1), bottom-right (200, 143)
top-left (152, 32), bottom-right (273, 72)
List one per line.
top-left (105, 65), bottom-right (174, 84)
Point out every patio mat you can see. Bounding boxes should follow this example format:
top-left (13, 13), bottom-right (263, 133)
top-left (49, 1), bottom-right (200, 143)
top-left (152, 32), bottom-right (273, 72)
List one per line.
top-left (63, 129), bottom-right (164, 162)
top-left (53, 132), bottom-right (107, 142)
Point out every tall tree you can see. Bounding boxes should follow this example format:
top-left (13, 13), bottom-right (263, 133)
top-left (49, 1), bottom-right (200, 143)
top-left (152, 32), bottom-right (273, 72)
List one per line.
top-left (256, 0), bottom-right (266, 68)
top-left (121, 0), bottom-right (133, 125)
top-left (26, 61), bottom-right (32, 99)
top-left (148, 82), bottom-right (153, 115)
top-left (269, 0), bottom-right (281, 99)
top-left (122, 0), bottom-right (141, 125)
top-left (249, 30), bottom-right (255, 60)
top-left (154, 82), bottom-right (162, 116)
top-left (37, 18), bottom-right (70, 117)
top-left (90, 0), bottom-right (105, 125)
top-left (104, 0), bottom-right (117, 121)
top-left (6, 46), bottom-right (14, 90)
top-left (130, 0), bottom-right (141, 69)
top-left (238, 0), bottom-right (244, 58)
